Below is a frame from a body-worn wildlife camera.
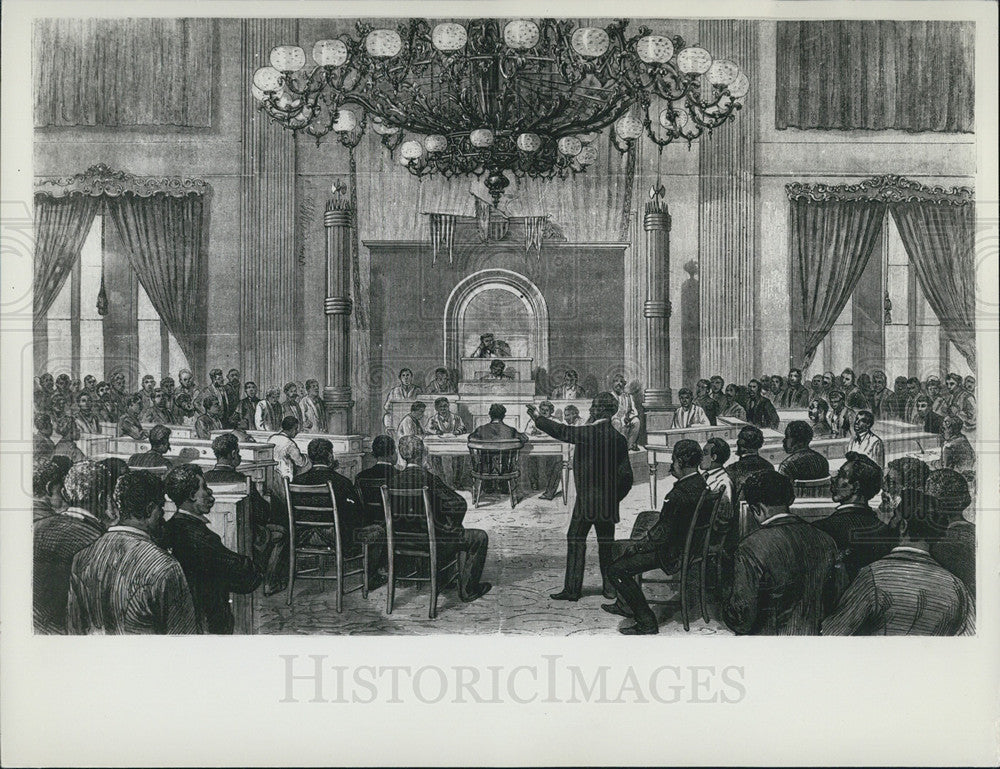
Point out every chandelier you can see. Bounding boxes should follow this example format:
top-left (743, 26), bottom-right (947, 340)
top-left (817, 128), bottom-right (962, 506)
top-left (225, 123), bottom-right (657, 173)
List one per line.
top-left (252, 19), bottom-right (749, 205)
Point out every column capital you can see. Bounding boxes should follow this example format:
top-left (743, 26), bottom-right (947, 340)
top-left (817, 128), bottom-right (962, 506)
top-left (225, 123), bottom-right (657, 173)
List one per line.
top-left (324, 297), bottom-right (353, 315)
top-left (643, 210), bottom-right (671, 232)
top-left (324, 209), bottom-right (352, 228)
top-left (643, 299), bottom-right (672, 318)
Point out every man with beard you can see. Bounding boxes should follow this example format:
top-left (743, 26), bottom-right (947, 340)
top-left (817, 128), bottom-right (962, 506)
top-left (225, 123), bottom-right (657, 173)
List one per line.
top-left (301, 379), bottom-right (328, 433)
top-left (807, 398), bottom-right (833, 437)
top-left (74, 392), bottom-right (101, 435)
top-left (866, 370), bottom-right (896, 422)
top-left (140, 388), bottom-right (172, 426)
top-left (177, 369), bottom-right (200, 413)
top-left (827, 390), bottom-right (855, 438)
top-left (777, 368), bottom-right (810, 409)
top-left (943, 373), bottom-right (976, 430)
top-left (744, 379), bottom-right (780, 431)
top-left (108, 371), bottom-right (130, 419)
top-left (237, 381), bottom-right (261, 430)
top-left (160, 377), bottom-right (177, 423)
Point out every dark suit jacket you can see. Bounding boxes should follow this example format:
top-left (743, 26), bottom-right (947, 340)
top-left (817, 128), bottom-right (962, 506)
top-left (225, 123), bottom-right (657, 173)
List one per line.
top-left (388, 464), bottom-right (466, 539)
top-left (812, 503), bottom-right (897, 583)
top-left (745, 396), bottom-right (780, 430)
top-left (204, 464), bottom-right (280, 527)
top-left (931, 521), bottom-right (975, 599)
top-left (638, 472), bottom-right (709, 573)
top-left (354, 462), bottom-right (397, 526)
top-left (468, 421), bottom-right (527, 443)
top-left (34, 513), bottom-right (106, 633)
top-left (726, 454), bottom-right (775, 499)
top-left (532, 415), bottom-right (632, 524)
top-left (292, 464), bottom-right (366, 539)
top-left (777, 384), bottom-right (811, 409)
top-left (723, 515), bottom-right (838, 635)
top-left (778, 448), bottom-right (830, 480)
top-left (920, 411), bottom-right (944, 435)
top-left (127, 450), bottom-right (171, 468)
top-left (161, 513), bottom-right (262, 634)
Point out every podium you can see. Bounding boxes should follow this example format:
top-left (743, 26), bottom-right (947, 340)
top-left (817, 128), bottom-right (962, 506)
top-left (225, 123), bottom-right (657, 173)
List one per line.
top-left (460, 356), bottom-right (533, 382)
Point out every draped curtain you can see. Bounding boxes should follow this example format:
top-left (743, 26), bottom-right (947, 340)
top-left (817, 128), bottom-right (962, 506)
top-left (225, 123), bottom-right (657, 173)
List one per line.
top-left (789, 198), bottom-right (887, 369)
top-left (890, 201), bottom-right (977, 368)
top-left (105, 194), bottom-right (209, 377)
top-left (33, 194), bottom-right (102, 322)
top-left (34, 18), bottom-right (215, 128)
top-left (776, 21), bottom-right (974, 133)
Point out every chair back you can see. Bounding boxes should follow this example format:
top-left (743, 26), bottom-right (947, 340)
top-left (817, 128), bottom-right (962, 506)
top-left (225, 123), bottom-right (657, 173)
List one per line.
top-left (380, 485), bottom-right (437, 562)
top-left (681, 487), bottom-right (725, 566)
top-left (792, 476), bottom-right (831, 499)
top-left (284, 479), bottom-right (341, 552)
top-left (467, 438), bottom-right (522, 478)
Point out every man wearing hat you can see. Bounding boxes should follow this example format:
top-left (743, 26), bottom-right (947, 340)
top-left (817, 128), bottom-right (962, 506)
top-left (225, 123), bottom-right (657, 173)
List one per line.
top-left (527, 392), bottom-right (633, 602)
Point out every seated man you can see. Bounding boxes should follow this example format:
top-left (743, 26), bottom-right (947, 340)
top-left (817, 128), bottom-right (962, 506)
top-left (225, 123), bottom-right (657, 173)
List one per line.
top-left (610, 374), bottom-right (640, 451)
top-left (826, 390), bottom-right (855, 438)
top-left (725, 425), bottom-right (774, 502)
top-left (162, 464), bottom-right (262, 634)
top-left (937, 414), bottom-right (975, 480)
top-left (700, 437), bottom-right (736, 557)
top-left (427, 397), bottom-right (467, 487)
top-left (777, 368), bottom-right (811, 409)
top-left (845, 410), bottom-right (885, 469)
top-left (744, 379), bottom-right (780, 431)
top-left (34, 460), bottom-right (112, 633)
top-left (205, 432), bottom-right (286, 594)
top-left (254, 388), bottom-right (284, 433)
top-left (470, 332), bottom-right (511, 358)
top-left (194, 396), bottom-right (225, 440)
top-left (293, 439), bottom-right (381, 584)
top-left (867, 370), bottom-right (897, 422)
top-left (562, 404), bottom-right (582, 426)
top-left (822, 489), bottom-right (974, 636)
top-left (33, 456), bottom-right (69, 523)
top-left (127, 424), bottom-right (174, 468)
top-left (720, 384), bottom-right (747, 421)
top-left (67, 470), bottom-right (198, 635)
top-left (354, 435), bottom-right (399, 526)
top-left (269, 416), bottom-right (310, 481)
top-left (427, 367), bottom-right (456, 395)
top-left (34, 413), bottom-right (56, 460)
top-left (383, 368), bottom-right (422, 433)
top-left (722, 470), bottom-right (838, 635)
top-left (814, 452), bottom-right (896, 586)
top-left (807, 398), bottom-right (833, 437)
top-left (74, 392), bottom-right (101, 435)
top-left (602, 439), bottom-right (708, 635)
top-left (525, 401), bottom-right (562, 499)
top-left (468, 403), bottom-right (528, 445)
top-left (397, 401), bottom-right (427, 441)
top-left (52, 417), bottom-right (86, 463)
top-left (778, 421), bottom-right (830, 481)
top-left (173, 392), bottom-right (198, 428)
top-left (879, 456), bottom-right (932, 527)
top-left (481, 359), bottom-right (514, 381)
top-left (117, 394), bottom-right (148, 440)
top-left (550, 369), bottom-right (586, 400)
top-left (140, 388), bottom-right (171, 425)
top-left (926, 468), bottom-right (975, 599)
top-left (943, 373), bottom-right (976, 430)
top-left (390, 435), bottom-right (491, 602)
top-left (94, 380), bottom-right (117, 422)
top-left (671, 387), bottom-right (708, 429)
top-left (914, 393), bottom-right (944, 435)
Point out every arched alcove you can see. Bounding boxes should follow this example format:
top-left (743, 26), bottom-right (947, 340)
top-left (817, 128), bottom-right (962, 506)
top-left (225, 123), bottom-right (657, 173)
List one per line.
top-left (444, 268), bottom-right (549, 376)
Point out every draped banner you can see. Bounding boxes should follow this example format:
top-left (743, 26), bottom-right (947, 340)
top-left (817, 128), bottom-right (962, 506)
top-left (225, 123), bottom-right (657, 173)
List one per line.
top-left (786, 175), bottom-right (976, 370)
top-left (776, 21), bottom-right (974, 133)
top-left (36, 165), bottom-right (212, 377)
top-left (428, 213), bottom-right (456, 264)
top-left (33, 18), bottom-right (216, 128)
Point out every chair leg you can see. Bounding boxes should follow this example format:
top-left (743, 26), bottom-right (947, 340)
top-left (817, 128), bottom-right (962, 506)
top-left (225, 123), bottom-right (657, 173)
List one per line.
top-left (473, 479), bottom-right (481, 508)
top-left (386, 553), bottom-right (395, 615)
top-left (335, 551), bottom-right (344, 614)
top-left (508, 480), bottom-right (516, 508)
top-left (286, 545), bottom-right (295, 606)
top-left (361, 545), bottom-right (369, 599)
top-left (699, 556), bottom-right (709, 624)
top-left (429, 565), bottom-right (438, 620)
top-left (680, 564), bottom-right (690, 632)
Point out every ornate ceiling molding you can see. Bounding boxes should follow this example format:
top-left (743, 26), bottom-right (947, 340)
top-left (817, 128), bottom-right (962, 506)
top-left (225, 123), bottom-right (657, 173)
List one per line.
top-left (786, 174), bottom-right (973, 205)
top-left (35, 164), bottom-right (211, 198)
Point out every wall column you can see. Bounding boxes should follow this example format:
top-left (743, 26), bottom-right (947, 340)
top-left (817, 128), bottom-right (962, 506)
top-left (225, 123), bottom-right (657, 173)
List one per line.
top-left (643, 200), bottom-right (673, 409)
top-left (698, 19), bottom-right (757, 385)
top-left (324, 199), bottom-right (354, 432)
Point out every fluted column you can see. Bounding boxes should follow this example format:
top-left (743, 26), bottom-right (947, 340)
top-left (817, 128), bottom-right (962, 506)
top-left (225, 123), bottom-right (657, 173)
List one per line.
top-left (240, 19), bottom-right (298, 390)
top-left (324, 199), bottom-right (354, 432)
top-left (643, 201), bottom-right (672, 409)
top-left (698, 19), bottom-right (757, 384)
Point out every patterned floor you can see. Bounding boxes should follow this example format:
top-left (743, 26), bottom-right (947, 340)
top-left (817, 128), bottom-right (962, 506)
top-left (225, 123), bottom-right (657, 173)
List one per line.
top-left (258, 459), bottom-right (733, 636)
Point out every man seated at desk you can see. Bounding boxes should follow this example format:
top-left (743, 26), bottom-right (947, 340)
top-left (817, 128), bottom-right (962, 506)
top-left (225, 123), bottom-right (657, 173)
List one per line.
top-left (427, 367), bottom-right (456, 395)
top-left (671, 387), bottom-right (709, 429)
top-left (383, 368), bottom-right (422, 433)
top-left (481, 359), bottom-right (514, 381)
top-left (428, 397), bottom-right (467, 486)
top-left (470, 332), bottom-right (511, 358)
top-left (550, 369), bottom-right (587, 400)
top-left (397, 401), bottom-right (427, 441)
top-left (468, 404), bottom-right (528, 445)
top-left (127, 425), bottom-right (174, 469)
top-left (525, 401), bottom-right (563, 499)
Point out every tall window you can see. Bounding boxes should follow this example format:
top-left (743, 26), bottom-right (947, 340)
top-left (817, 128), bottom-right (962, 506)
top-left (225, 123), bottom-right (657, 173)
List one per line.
top-left (137, 283), bottom-right (189, 378)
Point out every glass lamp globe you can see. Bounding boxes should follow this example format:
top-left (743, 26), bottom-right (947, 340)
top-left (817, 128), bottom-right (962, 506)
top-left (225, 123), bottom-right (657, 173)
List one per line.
top-left (677, 46), bottom-right (713, 74)
top-left (400, 140), bottom-right (425, 160)
top-left (251, 85), bottom-right (266, 102)
top-left (636, 35), bottom-right (674, 64)
top-left (614, 115), bottom-right (643, 140)
top-left (577, 145), bottom-right (599, 165)
top-left (366, 29), bottom-right (403, 58)
top-left (557, 136), bottom-right (583, 156)
top-left (503, 20), bottom-right (540, 49)
top-left (424, 134), bottom-right (448, 152)
top-left (313, 39), bottom-right (348, 67)
top-left (432, 23), bottom-right (468, 51)
top-left (470, 129), bottom-right (495, 148)
top-left (332, 109), bottom-right (358, 132)
top-left (253, 66), bottom-right (283, 92)
top-left (729, 72), bottom-right (750, 98)
top-left (571, 27), bottom-right (610, 58)
top-left (270, 46), bottom-right (306, 72)
top-left (516, 133), bottom-right (542, 152)
top-left (707, 59), bottom-right (739, 86)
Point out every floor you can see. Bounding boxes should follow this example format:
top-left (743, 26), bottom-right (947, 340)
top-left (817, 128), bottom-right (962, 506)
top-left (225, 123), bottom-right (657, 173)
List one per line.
top-left (258, 455), bottom-right (732, 636)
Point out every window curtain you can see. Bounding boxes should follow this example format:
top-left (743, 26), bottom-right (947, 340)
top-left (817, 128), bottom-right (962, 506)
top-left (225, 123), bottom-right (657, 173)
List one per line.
top-left (105, 193), bottom-right (209, 379)
top-left (33, 193), bottom-right (102, 322)
top-left (776, 21), bottom-right (974, 133)
top-left (890, 200), bottom-right (977, 369)
top-left (788, 196), bottom-right (887, 369)
top-left (33, 18), bottom-right (215, 128)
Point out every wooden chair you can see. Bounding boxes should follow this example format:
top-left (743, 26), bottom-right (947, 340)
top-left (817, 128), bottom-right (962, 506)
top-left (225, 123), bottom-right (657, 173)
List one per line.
top-left (380, 485), bottom-right (464, 620)
top-left (284, 479), bottom-right (368, 612)
top-left (467, 438), bottom-right (523, 508)
top-left (636, 488), bottom-right (726, 631)
top-left (792, 476), bottom-right (832, 499)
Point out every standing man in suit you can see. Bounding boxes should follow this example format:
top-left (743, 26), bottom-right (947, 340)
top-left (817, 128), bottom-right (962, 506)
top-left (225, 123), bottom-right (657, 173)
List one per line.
top-left (610, 374), bottom-right (640, 451)
top-left (67, 470), bottom-right (198, 635)
top-left (254, 388), bottom-right (284, 433)
top-left (390, 435), bottom-right (492, 602)
top-left (744, 379), bottom-right (780, 431)
top-left (224, 369), bottom-right (242, 423)
top-left (281, 382), bottom-right (304, 426)
top-left (722, 470), bottom-right (839, 635)
top-left (301, 379), bottom-right (328, 433)
top-left (202, 369), bottom-right (233, 427)
top-left (162, 464), bottom-right (262, 634)
top-left (822, 489), bottom-right (974, 635)
top-left (237, 381), bottom-right (260, 430)
top-left (601, 439), bottom-right (706, 634)
top-left (527, 392), bottom-right (632, 603)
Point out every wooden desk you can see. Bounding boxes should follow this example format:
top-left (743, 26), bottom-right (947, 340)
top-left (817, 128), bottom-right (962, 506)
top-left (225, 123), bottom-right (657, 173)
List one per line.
top-left (163, 483), bottom-right (256, 634)
top-left (421, 435), bottom-right (572, 505)
top-left (212, 430), bottom-right (365, 479)
top-left (386, 397), bottom-right (592, 434)
top-left (99, 421), bottom-right (195, 438)
top-left (460, 356), bottom-right (533, 382)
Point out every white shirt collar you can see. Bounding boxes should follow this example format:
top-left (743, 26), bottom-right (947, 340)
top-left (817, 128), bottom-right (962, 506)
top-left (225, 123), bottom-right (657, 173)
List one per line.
top-left (172, 508), bottom-right (210, 525)
top-left (108, 525), bottom-right (151, 539)
top-left (760, 512), bottom-right (794, 526)
top-left (891, 545), bottom-right (932, 556)
top-left (61, 506), bottom-right (102, 522)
